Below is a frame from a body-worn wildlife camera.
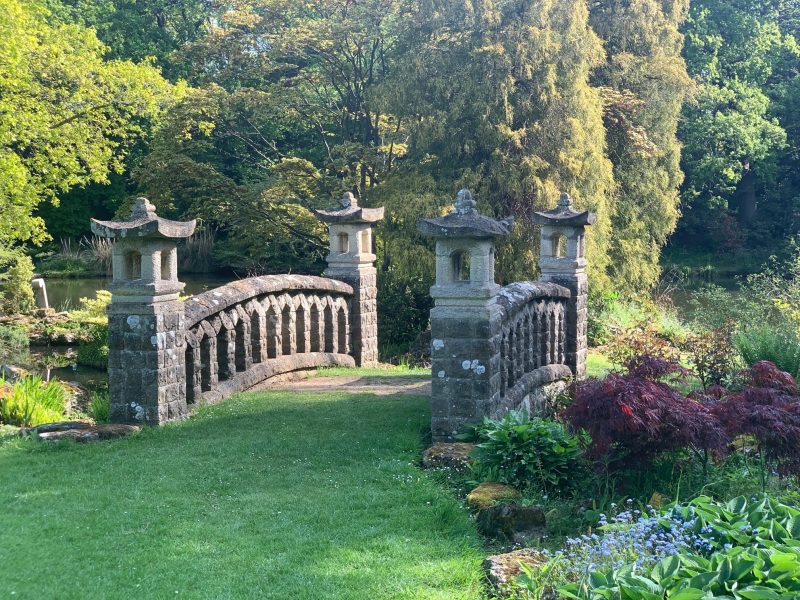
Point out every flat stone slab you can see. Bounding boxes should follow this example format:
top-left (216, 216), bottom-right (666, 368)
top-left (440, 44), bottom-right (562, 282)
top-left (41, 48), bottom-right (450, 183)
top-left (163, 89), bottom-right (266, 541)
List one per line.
top-left (21, 421), bottom-right (140, 443)
top-left (422, 442), bottom-right (475, 473)
top-left (484, 548), bottom-right (548, 589)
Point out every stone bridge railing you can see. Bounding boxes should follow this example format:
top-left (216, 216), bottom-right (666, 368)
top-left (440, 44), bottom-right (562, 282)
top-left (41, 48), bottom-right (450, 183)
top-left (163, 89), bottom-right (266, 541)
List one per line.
top-left (419, 190), bottom-right (594, 442)
top-left (495, 282), bottom-right (572, 415)
top-left (183, 276), bottom-right (355, 405)
top-left (91, 193), bottom-right (383, 425)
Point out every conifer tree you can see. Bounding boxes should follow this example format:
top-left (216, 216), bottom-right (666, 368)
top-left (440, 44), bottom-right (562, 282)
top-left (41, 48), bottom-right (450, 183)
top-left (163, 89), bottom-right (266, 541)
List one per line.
top-left (385, 0), bottom-right (615, 289)
top-left (590, 0), bottom-right (693, 292)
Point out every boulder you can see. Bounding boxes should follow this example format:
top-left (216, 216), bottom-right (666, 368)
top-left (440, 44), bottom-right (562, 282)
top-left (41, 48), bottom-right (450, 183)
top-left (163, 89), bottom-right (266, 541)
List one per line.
top-left (37, 429), bottom-right (99, 442)
top-left (484, 548), bottom-right (548, 589)
top-left (477, 503), bottom-right (547, 545)
top-left (466, 482), bottom-right (521, 510)
top-left (93, 423), bottom-right (140, 440)
top-left (422, 442), bottom-right (475, 474)
top-left (0, 365), bottom-right (29, 382)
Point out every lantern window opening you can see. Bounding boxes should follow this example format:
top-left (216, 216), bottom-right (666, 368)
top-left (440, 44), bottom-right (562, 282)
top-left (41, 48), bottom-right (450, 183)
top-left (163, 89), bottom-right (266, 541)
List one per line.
top-left (338, 232), bottom-right (350, 254)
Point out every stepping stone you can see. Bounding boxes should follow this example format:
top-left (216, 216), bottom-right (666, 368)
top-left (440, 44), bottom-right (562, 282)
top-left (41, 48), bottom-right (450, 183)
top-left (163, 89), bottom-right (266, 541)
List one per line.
top-left (20, 421), bottom-right (140, 443)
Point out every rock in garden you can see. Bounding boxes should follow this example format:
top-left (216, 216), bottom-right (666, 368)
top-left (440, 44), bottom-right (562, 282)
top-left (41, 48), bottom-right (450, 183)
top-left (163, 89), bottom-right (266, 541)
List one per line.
top-left (484, 547), bottom-right (548, 588)
top-left (93, 423), bottom-right (140, 440)
top-left (23, 420), bottom-right (94, 434)
top-left (466, 482), bottom-right (521, 510)
top-left (477, 503), bottom-right (547, 545)
top-left (421, 442), bottom-right (475, 473)
top-left (0, 365), bottom-right (29, 382)
top-left (20, 421), bottom-right (139, 443)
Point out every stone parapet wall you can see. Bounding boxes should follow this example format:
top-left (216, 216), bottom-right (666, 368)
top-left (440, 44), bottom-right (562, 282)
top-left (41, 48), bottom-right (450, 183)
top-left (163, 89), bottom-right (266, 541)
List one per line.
top-left (184, 277), bottom-right (356, 407)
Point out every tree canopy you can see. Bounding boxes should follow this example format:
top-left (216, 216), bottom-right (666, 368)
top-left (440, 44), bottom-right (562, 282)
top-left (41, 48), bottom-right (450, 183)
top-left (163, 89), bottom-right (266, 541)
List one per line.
top-left (0, 0), bottom-right (176, 248)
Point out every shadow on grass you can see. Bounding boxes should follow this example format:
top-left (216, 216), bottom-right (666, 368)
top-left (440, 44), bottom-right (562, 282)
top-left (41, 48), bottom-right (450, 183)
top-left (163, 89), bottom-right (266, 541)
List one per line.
top-left (0, 391), bottom-right (484, 600)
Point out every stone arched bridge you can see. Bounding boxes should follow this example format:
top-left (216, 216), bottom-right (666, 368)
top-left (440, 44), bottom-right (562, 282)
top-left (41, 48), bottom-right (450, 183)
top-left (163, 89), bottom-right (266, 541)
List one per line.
top-left (93, 190), bottom-right (590, 439)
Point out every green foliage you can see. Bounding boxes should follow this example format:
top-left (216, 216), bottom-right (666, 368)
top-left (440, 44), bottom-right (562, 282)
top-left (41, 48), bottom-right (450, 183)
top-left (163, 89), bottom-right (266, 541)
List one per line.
top-left (557, 496), bottom-right (800, 600)
top-left (88, 391), bottom-right (109, 424)
top-left (590, 0), bottom-right (693, 292)
top-left (0, 0), bottom-right (177, 249)
top-left (735, 326), bottom-right (800, 378)
top-left (685, 321), bottom-right (741, 388)
top-left (0, 248), bottom-right (35, 315)
top-left (468, 411), bottom-right (583, 493)
top-left (677, 0), bottom-right (800, 249)
top-left (0, 325), bottom-right (28, 363)
top-left (69, 291), bottom-right (111, 325)
top-left (0, 375), bottom-right (66, 427)
top-left (76, 325), bottom-right (109, 370)
top-left (388, 0), bottom-right (615, 290)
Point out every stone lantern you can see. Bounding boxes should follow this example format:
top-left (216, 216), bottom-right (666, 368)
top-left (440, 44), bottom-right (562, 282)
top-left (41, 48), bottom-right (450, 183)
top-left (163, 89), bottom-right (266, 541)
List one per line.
top-left (315, 192), bottom-right (384, 366)
top-left (532, 193), bottom-right (595, 379)
top-left (91, 198), bottom-right (196, 424)
top-left (418, 189), bottom-right (514, 441)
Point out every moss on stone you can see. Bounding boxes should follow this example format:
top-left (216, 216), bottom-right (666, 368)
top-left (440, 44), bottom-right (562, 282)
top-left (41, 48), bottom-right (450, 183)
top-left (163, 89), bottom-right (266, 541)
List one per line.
top-left (466, 482), bottom-right (521, 510)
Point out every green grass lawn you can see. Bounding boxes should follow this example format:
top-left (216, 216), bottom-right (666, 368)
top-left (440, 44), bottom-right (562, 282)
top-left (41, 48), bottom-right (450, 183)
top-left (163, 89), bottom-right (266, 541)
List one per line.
top-left (0, 388), bottom-right (484, 599)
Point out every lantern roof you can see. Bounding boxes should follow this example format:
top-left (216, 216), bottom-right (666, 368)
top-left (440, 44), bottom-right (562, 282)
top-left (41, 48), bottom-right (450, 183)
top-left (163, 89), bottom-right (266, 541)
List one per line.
top-left (417, 189), bottom-right (514, 239)
top-left (314, 192), bottom-right (385, 224)
top-left (91, 197), bottom-right (196, 239)
top-left (532, 193), bottom-right (596, 227)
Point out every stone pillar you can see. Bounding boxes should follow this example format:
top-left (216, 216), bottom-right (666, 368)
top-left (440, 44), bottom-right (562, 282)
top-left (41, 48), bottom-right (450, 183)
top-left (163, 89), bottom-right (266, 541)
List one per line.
top-left (533, 193), bottom-right (596, 380)
top-left (315, 193), bottom-right (384, 367)
top-left (91, 198), bottom-right (196, 425)
top-left (418, 190), bottom-right (514, 442)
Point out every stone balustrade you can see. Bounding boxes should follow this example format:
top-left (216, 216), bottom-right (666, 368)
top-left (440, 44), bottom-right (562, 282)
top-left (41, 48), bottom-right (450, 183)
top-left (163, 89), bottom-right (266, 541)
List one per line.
top-left (93, 194), bottom-right (384, 426)
top-left (494, 282), bottom-right (572, 416)
top-left (183, 275), bottom-right (355, 405)
top-left (419, 190), bottom-right (594, 442)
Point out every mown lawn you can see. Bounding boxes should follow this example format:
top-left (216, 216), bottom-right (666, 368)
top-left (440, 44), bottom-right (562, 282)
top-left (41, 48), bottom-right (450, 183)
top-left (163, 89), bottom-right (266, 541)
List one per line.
top-left (0, 383), bottom-right (484, 599)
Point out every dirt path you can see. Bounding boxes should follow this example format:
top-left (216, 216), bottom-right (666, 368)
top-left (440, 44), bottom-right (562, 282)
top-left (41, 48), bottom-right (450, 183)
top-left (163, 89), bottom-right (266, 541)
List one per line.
top-left (252, 373), bottom-right (431, 396)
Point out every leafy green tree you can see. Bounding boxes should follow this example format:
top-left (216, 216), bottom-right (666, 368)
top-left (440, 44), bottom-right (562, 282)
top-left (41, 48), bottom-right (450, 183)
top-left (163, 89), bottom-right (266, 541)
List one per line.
top-left (0, 0), bottom-right (176, 249)
top-left (678, 0), bottom-right (796, 249)
top-left (49, 0), bottom-right (215, 78)
top-left (589, 0), bottom-right (693, 292)
top-left (136, 1), bottom-right (412, 273)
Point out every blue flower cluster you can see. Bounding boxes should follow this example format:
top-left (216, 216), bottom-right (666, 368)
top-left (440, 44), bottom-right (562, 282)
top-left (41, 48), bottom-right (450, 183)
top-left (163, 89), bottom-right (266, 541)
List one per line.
top-left (556, 500), bottom-right (713, 578)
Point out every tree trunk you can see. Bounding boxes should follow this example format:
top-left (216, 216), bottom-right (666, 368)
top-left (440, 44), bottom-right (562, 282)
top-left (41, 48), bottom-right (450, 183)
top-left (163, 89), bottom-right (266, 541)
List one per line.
top-left (737, 164), bottom-right (758, 225)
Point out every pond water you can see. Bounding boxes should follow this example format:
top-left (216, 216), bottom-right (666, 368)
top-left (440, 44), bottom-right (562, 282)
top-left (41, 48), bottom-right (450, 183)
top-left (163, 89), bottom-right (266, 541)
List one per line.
top-left (4, 274), bottom-right (238, 394)
top-left (46, 274), bottom-right (236, 311)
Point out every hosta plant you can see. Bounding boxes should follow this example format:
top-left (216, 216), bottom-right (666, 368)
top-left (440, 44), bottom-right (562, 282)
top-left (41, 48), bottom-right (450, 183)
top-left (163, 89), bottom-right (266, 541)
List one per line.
top-left (468, 411), bottom-right (584, 493)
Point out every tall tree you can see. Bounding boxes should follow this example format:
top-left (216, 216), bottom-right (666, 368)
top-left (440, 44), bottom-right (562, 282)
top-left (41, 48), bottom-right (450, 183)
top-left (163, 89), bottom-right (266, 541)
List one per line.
top-left (137, 0), bottom-right (412, 272)
top-left (0, 0), bottom-right (175, 249)
top-left (589, 0), bottom-right (693, 292)
top-left (382, 0), bottom-right (616, 289)
top-left (678, 0), bottom-right (797, 250)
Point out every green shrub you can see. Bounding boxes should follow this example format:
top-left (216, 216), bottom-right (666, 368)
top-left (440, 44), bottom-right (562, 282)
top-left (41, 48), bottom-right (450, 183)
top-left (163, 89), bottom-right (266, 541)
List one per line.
top-left (76, 324), bottom-right (108, 369)
top-left (468, 411), bottom-right (584, 493)
top-left (69, 290), bottom-right (111, 325)
top-left (0, 324), bottom-right (29, 362)
top-left (735, 325), bottom-right (800, 378)
top-left (88, 391), bottom-right (109, 423)
top-left (0, 248), bottom-right (35, 314)
top-left (0, 375), bottom-right (67, 427)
